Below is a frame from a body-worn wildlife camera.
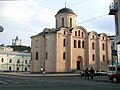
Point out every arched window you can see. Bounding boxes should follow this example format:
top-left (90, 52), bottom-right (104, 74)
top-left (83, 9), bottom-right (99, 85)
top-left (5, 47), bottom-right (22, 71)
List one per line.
top-left (70, 18), bottom-right (72, 27)
top-left (17, 67), bottom-right (19, 71)
top-left (82, 41), bottom-right (84, 48)
top-left (92, 35), bottom-right (94, 39)
top-left (102, 43), bottom-right (105, 50)
top-left (62, 18), bottom-right (64, 27)
top-left (1, 58), bottom-right (4, 62)
top-left (74, 40), bottom-right (77, 48)
top-left (25, 67), bottom-right (27, 71)
top-left (103, 55), bottom-right (105, 62)
top-left (92, 54), bottom-right (95, 61)
top-left (17, 59), bottom-right (20, 63)
top-left (82, 32), bottom-right (84, 37)
top-left (78, 31), bottom-right (80, 36)
top-left (35, 52), bottom-right (38, 60)
top-left (9, 59), bottom-right (12, 63)
top-left (78, 40), bottom-right (81, 48)
top-left (63, 39), bottom-right (66, 47)
top-left (92, 42), bottom-right (95, 49)
top-left (64, 31), bottom-right (66, 35)
top-left (63, 52), bottom-right (66, 59)
top-left (9, 66), bottom-right (12, 71)
top-left (25, 60), bottom-right (27, 64)
top-left (75, 31), bottom-right (77, 36)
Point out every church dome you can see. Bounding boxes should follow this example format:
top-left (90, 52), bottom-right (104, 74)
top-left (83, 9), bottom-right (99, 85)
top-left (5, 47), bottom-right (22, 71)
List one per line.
top-left (56, 7), bottom-right (76, 15)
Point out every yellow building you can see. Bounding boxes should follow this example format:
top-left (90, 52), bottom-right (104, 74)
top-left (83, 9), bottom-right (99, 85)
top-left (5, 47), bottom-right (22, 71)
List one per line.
top-left (31, 7), bottom-right (112, 73)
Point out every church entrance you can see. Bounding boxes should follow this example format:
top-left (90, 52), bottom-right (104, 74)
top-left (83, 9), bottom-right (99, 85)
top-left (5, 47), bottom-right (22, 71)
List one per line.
top-left (76, 56), bottom-right (83, 70)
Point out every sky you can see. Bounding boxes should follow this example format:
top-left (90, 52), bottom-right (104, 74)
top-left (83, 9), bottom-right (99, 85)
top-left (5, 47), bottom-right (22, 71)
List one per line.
top-left (0, 0), bottom-right (115, 46)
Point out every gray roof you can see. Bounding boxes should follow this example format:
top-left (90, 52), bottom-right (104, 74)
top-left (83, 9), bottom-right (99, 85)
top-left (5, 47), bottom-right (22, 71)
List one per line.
top-left (56, 7), bottom-right (76, 15)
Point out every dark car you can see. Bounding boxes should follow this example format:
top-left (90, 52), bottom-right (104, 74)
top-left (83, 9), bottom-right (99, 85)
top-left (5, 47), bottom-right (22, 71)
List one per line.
top-left (109, 73), bottom-right (120, 83)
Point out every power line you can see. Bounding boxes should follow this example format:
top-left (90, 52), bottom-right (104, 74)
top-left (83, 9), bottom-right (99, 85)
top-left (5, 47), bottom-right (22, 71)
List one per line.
top-left (2, 0), bottom-right (90, 26)
top-left (77, 14), bottom-right (108, 25)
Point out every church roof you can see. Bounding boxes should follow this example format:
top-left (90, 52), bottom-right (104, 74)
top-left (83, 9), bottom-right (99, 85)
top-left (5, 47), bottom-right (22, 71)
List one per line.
top-left (56, 7), bottom-right (76, 15)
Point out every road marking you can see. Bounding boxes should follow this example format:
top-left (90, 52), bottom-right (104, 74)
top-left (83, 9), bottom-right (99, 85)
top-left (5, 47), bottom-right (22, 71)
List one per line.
top-left (0, 81), bottom-right (8, 84)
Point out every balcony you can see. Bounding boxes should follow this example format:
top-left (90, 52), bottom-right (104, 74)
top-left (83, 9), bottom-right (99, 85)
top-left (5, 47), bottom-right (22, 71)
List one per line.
top-left (109, 3), bottom-right (118, 15)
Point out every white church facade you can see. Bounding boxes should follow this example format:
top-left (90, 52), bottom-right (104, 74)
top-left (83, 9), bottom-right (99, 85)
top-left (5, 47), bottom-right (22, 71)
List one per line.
top-left (31, 7), bottom-right (112, 73)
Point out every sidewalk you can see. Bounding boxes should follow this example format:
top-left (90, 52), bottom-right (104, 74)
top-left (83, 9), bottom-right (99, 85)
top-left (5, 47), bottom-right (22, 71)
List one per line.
top-left (0, 72), bottom-right (80, 77)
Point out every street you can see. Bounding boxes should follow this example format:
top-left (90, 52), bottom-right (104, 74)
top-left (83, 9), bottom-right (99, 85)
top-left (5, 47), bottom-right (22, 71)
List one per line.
top-left (0, 74), bottom-right (120, 90)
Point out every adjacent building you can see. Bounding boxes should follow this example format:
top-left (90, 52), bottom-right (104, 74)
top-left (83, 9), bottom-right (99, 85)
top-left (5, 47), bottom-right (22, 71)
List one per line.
top-left (0, 45), bottom-right (30, 72)
top-left (31, 7), bottom-right (112, 73)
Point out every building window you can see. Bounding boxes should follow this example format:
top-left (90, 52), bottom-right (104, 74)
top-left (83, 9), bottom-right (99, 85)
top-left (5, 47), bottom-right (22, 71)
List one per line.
top-left (70, 18), bottom-right (72, 27)
top-left (75, 31), bottom-right (77, 36)
top-left (17, 67), bottom-right (19, 71)
top-left (25, 60), bottom-right (27, 64)
top-left (9, 66), bottom-right (12, 71)
top-left (78, 40), bottom-right (81, 48)
top-left (64, 31), bottom-right (66, 35)
top-left (1, 58), bottom-right (4, 62)
top-left (92, 35), bottom-right (94, 39)
top-left (46, 52), bottom-right (48, 60)
top-left (102, 37), bottom-right (104, 40)
top-left (62, 18), bottom-right (64, 27)
top-left (78, 31), bottom-right (80, 37)
top-left (63, 52), bottom-right (66, 59)
top-left (82, 32), bottom-right (84, 37)
top-left (82, 41), bottom-right (84, 48)
top-left (35, 52), bottom-right (38, 60)
top-left (25, 67), bottom-right (27, 71)
top-left (9, 59), bottom-right (12, 63)
top-left (17, 59), bottom-right (20, 63)
top-left (102, 43), bottom-right (105, 50)
top-left (92, 54), bottom-right (95, 61)
top-left (74, 40), bottom-right (77, 48)
top-left (92, 42), bottom-right (95, 49)
top-left (103, 55), bottom-right (105, 62)
top-left (63, 39), bottom-right (66, 47)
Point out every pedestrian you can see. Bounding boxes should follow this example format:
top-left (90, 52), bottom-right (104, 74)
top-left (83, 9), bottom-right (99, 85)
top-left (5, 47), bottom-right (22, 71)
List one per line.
top-left (41, 67), bottom-right (43, 74)
top-left (84, 68), bottom-right (89, 80)
top-left (89, 67), bottom-right (95, 79)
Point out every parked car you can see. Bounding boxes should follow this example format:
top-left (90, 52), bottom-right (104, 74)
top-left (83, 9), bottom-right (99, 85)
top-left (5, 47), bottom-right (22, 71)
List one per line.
top-left (109, 73), bottom-right (120, 83)
top-left (95, 70), bottom-right (107, 76)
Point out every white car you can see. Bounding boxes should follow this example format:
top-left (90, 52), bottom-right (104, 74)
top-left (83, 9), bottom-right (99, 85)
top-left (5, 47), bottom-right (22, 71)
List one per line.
top-left (95, 70), bottom-right (107, 76)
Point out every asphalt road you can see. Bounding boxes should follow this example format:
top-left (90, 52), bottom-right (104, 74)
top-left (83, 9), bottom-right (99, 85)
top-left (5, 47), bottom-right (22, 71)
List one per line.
top-left (0, 75), bottom-right (120, 90)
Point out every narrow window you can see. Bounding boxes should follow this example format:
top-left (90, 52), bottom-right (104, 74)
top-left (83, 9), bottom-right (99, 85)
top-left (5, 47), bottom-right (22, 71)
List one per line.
top-left (17, 59), bottom-right (20, 63)
top-left (35, 40), bottom-right (39, 48)
top-left (74, 40), bottom-right (77, 48)
top-left (78, 40), bottom-right (81, 48)
top-left (63, 39), bottom-right (66, 47)
top-left (75, 31), bottom-right (77, 36)
top-left (92, 42), bottom-right (95, 49)
top-left (9, 66), bottom-right (12, 71)
top-left (25, 60), bottom-right (27, 64)
top-left (82, 41), bottom-right (84, 48)
top-left (92, 54), bottom-right (95, 61)
top-left (70, 18), bottom-right (72, 27)
top-left (62, 18), bottom-right (64, 27)
top-left (9, 59), bottom-right (12, 63)
top-left (82, 32), bottom-right (84, 37)
top-left (35, 52), bottom-right (38, 60)
top-left (64, 31), bottom-right (66, 35)
top-left (92, 35), bottom-right (94, 39)
top-left (1, 58), bottom-right (4, 62)
top-left (102, 43), bottom-right (105, 50)
top-left (78, 31), bottom-right (80, 36)
top-left (63, 52), bottom-right (66, 59)
top-left (103, 55), bottom-right (105, 62)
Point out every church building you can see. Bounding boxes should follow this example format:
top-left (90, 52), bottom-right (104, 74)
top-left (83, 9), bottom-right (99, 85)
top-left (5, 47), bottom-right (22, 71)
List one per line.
top-left (30, 7), bottom-right (112, 73)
